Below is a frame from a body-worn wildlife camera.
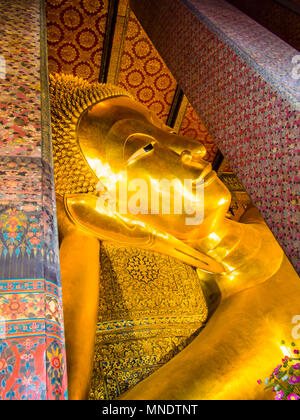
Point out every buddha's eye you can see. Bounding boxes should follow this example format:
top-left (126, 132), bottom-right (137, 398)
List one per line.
top-left (143, 143), bottom-right (154, 152)
top-left (127, 143), bottom-right (154, 165)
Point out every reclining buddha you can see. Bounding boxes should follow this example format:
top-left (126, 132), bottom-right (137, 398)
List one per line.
top-left (49, 73), bottom-right (300, 400)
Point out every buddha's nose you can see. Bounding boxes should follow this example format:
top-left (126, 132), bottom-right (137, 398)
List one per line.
top-left (181, 150), bottom-right (212, 181)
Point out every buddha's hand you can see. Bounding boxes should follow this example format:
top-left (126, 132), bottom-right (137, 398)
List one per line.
top-left (152, 231), bottom-right (224, 274)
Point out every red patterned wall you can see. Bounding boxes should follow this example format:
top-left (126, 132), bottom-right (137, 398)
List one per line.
top-left (179, 104), bottom-right (219, 163)
top-left (118, 12), bottom-right (178, 123)
top-left (46, 0), bottom-right (108, 82)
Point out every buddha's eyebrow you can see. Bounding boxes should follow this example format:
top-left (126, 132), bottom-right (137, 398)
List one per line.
top-left (126, 142), bottom-right (155, 166)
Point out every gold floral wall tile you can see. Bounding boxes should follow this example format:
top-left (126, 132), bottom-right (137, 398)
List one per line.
top-left (46, 0), bottom-right (108, 82)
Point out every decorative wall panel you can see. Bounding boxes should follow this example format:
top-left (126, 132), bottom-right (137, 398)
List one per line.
top-left (179, 103), bottom-right (219, 163)
top-left (106, 0), bottom-right (130, 85)
top-left (117, 12), bottom-right (178, 123)
top-left (129, 0), bottom-right (300, 273)
top-left (46, 0), bottom-right (109, 82)
top-left (0, 0), bottom-right (67, 399)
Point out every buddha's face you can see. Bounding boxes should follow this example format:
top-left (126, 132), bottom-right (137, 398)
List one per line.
top-left (77, 97), bottom-right (231, 240)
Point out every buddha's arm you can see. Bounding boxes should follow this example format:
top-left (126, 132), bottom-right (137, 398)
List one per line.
top-left (121, 255), bottom-right (300, 400)
top-left (57, 197), bottom-right (100, 400)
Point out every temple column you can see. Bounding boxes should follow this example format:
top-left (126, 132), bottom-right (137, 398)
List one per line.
top-left (0, 0), bottom-right (67, 399)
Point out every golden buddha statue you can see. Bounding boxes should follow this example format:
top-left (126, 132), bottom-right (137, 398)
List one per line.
top-left (49, 73), bottom-right (300, 400)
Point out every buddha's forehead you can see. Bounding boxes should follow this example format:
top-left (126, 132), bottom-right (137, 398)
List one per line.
top-left (85, 96), bottom-right (158, 126)
top-left (77, 96), bottom-right (164, 164)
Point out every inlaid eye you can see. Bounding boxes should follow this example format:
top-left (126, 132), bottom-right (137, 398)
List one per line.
top-left (143, 143), bottom-right (154, 152)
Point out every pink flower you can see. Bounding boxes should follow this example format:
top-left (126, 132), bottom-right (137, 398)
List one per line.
top-left (292, 363), bottom-right (300, 370)
top-left (287, 393), bottom-right (300, 400)
top-left (275, 391), bottom-right (284, 400)
top-left (257, 380), bottom-right (262, 385)
top-left (293, 349), bottom-right (299, 355)
top-left (273, 365), bottom-right (282, 375)
top-left (289, 376), bottom-right (300, 384)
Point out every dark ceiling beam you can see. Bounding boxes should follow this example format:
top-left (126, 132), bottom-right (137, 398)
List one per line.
top-left (99, 0), bottom-right (120, 84)
top-left (274, 0), bottom-right (300, 15)
top-left (212, 150), bottom-right (224, 172)
top-left (167, 85), bottom-right (225, 169)
top-left (166, 85), bottom-right (184, 128)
